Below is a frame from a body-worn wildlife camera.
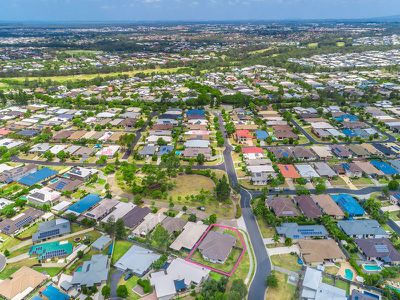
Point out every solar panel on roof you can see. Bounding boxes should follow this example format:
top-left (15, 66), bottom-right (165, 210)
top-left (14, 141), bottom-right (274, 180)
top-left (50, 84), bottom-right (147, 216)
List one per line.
top-left (375, 244), bottom-right (389, 253)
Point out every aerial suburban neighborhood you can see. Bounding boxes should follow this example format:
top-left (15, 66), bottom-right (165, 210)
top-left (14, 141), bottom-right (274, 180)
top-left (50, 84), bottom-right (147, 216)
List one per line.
top-left (1, 2), bottom-right (400, 300)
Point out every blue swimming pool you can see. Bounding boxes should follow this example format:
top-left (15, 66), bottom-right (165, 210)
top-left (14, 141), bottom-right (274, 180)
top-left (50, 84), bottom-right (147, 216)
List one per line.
top-left (76, 266), bottom-right (82, 272)
top-left (363, 264), bottom-right (382, 272)
top-left (344, 269), bottom-right (354, 280)
top-left (42, 285), bottom-right (69, 300)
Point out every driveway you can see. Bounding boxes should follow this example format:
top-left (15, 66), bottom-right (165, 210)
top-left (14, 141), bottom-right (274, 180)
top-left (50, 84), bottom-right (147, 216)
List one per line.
top-left (110, 269), bottom-right (124, 300)
top-left (268, 245), bottom-right (300, 256)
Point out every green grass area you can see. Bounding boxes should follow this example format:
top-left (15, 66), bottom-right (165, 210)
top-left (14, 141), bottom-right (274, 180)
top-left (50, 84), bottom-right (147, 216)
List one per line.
top-left (0, 82), bottom-right (9, 90)
top-left (169, 174), bottom-right (215, 198)
top-left (308, 43), bottom-right (319, 48)
top-left (271, 254), bottom-right (302, 272)
top-left (210, 272), bottom-right (224, 281)
top-left (8, 244), bottom-right (31, 258)
top-left (324, 266), bottom-right (339, 275)
top-left (0, 234), bottom-right (20, 252)
top-left (63, 50), bottom-right (100, 55)
top-left (111, 240), bottom-right (133, 265)
top-left (15, 223), bottom-right (39, 239)
top-left (350, 177), bottom-right (373, 186)
top-left (2, 67), bottom-right (183, 84)
top-left (255, 215), bottom-right (276, 238)
top-left (118, 274), bottom-right (140, 300)
top-left (71, 223), bottom-right (86, 233)
top-left (248, 47), bottom-right (273, 55)
top-left (265, 272), bottom-right (297, 300)
top-left (32, 266), bottom-right (63, 276)
top-left (329, 177), bottom-right (347, 187)
top-left (322, 276), bottom-right (350, 294)
top-left (389, 211), bottom-right (400, 221)
top-left (67, 230), bottom-right (102, 247)
top-left (0, 183), bottom-right (24, 198)
top-left (0, 259), bottom-right (38, 279)
top-left (336, 42), bottom-right (346, 47)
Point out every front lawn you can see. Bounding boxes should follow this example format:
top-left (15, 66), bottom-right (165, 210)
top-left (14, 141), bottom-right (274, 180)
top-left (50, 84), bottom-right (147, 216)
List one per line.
top-left (265, 272), bottom-right (297, 300)
top-left (271, 254), bottom-right (302, 272)
top-left (118, 274), bottom-right (140, 300)
top-left (15, 224), bottom-right (39, 239)
top-left (0, 258), bottom-right (38, 279)
top-left (190, 247), bottom-right (243, 273)
top-left (33, 266), bottom-right (63, 276)
top-left (112, 240), bottom-right (133, 265)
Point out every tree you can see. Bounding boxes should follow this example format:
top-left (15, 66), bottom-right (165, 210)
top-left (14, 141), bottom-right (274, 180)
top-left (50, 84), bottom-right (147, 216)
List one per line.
top-left (266, 272), bottom-right (278, 288)
top-left (188, 214), bottom-right (197, 222)
top-left (103, 215), bottom-right (116, 237)
top-left (151, 225), bottom-right (170, 250)
top-left (3, 249), bottom-right (9, 257)
top-left (196, 153), bottom-right (205, 165)
top-left (388, 180), bottom-right (399, 191)
top-left (101, 285), bottom-right (111, 298)
top-left (116, 285), bottom-right (128, 298)
top-left (77, 250), bottom-right (84, 259)
top-left (273, 234), bottom-right (280, 245)
top-left (216, 175), bottom-right (230, 202)
top-left (115, 218), bottom-right (126, 240)
top-left (315, 182), bottom-right (326, 194)
top-left (229, 279), bottom-right (247, 299)
top-left (284, 237), bottom-right (293, 246)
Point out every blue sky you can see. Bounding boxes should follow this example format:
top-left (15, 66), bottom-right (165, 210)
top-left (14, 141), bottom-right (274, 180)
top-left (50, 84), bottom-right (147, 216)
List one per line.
top-left (0, 0), bottom-right (399, 22)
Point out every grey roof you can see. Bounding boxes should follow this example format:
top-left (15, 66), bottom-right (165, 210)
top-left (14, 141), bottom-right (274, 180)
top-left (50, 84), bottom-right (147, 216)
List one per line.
top-left (337, 220), bottom-right (388, 237)
top-left (276, 223), bottom-right (328, 239)
top-left (184, 140), bottom-right (210, 148)
top-left (355, 238), bottom-right (400, 263)
top-left (32, 218), bottom-right (71, 242)
top-left (71, 254), bottom-right (109, 287)
top-left (91, 235), bottom-right (112, 251)
top-left (161, 217), bottom-right (187, 234)
top-left (198, 231), bottom-right (236, 262)
top-left (114, 245), bottom-right (160, 275)
top-left (139, 145), bottom-right (157, 156)
top-left (313, 162), bottom-right (336, 177)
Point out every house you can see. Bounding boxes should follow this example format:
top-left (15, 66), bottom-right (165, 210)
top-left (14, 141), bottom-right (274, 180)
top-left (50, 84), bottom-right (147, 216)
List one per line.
top-left (32, 218), bottom-right (71, 243)
top-left (300, 267), bottom-right (347, 300)
top-left (331, 194), bottom-right (365, 217)
top-left (0, 163), bottom-right (37, 183)
top-left (294, 195), bottom-right (323, 219)
top-left (234, 130), bottom-right (253, 144)
top-left (92, 235), bottom-right (112, 252)
top-left (354, 238), bottom-right (400, 265)
top-left (276, 223), bottom-right (328, 240)
top-left (161, 217), bottom-right (188, 234)
top-left (198, 231), bottom-right (236, 264)
top-left (150, 258), bottom-right (209, 300)
top-left (29, 241), bottom-right (73, 262)
top-left (313, 162), bottom-right (336, 178)
top-left (353, 161), bottom-right (383, 176)
top-left (292, 147), bottom-right (314, 160)
top-left (114, 245), bottom-right (160, 276)
top-left (342, 163), bottom-right (363, 178)
top-left (18, 167), bottom-right (58, 186)
top-left (66, 194), bottom-right (102, 216)
top-left (101, 202), bottom-right (136, 223)
top-left (139, 145), bottom-right (157, 157)
top-left (311, 195), bottom-right (344, 219)
top-left (132, 211), bottom-right (167, 237)
top-left (330, 145), bottom-right (352, 158)
top-left (84, 198), bottom-right (119, 221)
top-left (48, 177), bottom-right (82, 192)
top-left (266, 197), bottom-right (300, 217)
top-left (295, 164), bottom-right (320, 179)
top-left (70, 254), bottom-right (109, 287)
top-left (298, 239), bottom-right (346, 266)
top-left (66, 167), bottom-right (98, 181)
top-left (184, 140), bottom-right (210, 148)
top-left (370, 160), bottom-right (398, 175)
top-left (278, 164), bottom-right (300, 179)
top-left (0, 207), bottom-right (44, 235)
top-left (338, 220), bottom-right (389, 239)
top-left (27, 187), bottom-right (61, 206)
top-left (170, 222), bottom-right (208, 251)
top-left (122, 206), bottom-right (151, 229)
top-left (0, 266), bottom-right (47, 300)
top-left (311, 146), bottom-right (333, 160)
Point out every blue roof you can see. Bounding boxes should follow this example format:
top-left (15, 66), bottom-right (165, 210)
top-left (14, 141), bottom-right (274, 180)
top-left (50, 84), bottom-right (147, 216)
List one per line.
top-left (174, 279), bottom-right (186, 291)
top-left (370, 160), bottom-right (398, 175)
top-left (331, 194), bottom-right (364, 216)
top-left (158, 145), bottom-right (174, 156)
top-left (18, 167), bottom-right (58, 186)
top-left (67, 194), bottom-right (101, 214)
top-left (342, 129), bottom-right (356, 137)
top-left (42, 285), bottom-right (70, 300)
top-left (255, 130), bottom-right (269, 140)
top-left (334, 114), bottom-right (358, 122)
top-left (187, 109), bottom-right (205, 116)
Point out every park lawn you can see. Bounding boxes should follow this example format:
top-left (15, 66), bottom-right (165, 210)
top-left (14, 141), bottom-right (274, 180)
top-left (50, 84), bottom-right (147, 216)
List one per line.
top-left (0, 258), bottom-right (38, 279)
top-left (15, 223), bottom-right (39, 239)
top-left (32, 266), bottom-right (63, 277)
top-left (248, 47), bottom-right (273, 55)
top-left (0, 234), bottom-right (20, 252)
top-left (112, 240), bottom-right (133, 265)
top-left (255, 215), bottom-right (276, 238)
top-left (308, 42), bottom-right (319, 48)
top-left (265, 272), bottom-right (297, 300)
top-left (336, 42), bottom-right (346, 47)
top-left (118, 275), bottom-right (140, 300)
top-left (169, 174), bottom-right (215, 198)
top-left (3, 67), bottom-right (183, 84)
top-left (271, 254), bottom-right (302, 272)
top-left (190, 248), bottom-right (242, 273)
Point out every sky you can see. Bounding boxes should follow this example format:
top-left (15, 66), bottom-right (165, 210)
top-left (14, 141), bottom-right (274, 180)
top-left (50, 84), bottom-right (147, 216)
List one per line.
top-left (0, 0), bottom-right (400, 22)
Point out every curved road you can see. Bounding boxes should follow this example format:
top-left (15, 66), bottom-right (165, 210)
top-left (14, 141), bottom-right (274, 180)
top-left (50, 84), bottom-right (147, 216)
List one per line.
top-left (216, 112), bottom-right (270, 300)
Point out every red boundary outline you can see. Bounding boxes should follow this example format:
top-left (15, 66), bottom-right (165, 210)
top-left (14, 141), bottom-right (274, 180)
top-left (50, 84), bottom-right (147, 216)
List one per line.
top-left (185, 224), bottom-right (247, 277)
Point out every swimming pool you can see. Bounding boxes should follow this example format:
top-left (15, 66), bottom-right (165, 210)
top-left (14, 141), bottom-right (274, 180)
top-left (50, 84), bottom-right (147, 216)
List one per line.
top-left (76, 266), bottom-right (82, 272)
top-left (363, 264), bottom-right (382, 272)
top-left (344, 269), bottom-right (354, 280)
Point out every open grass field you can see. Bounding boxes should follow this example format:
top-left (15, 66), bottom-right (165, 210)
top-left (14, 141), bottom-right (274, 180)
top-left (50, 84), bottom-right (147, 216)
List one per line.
top-left (15, 223), bottom-right (39, 239)
top-left (271, 254), bottom-right (302, 272)
top-left (255, 215), bottom-right (276, 239)
top-left (265, 272), bottom-right (297, 300)
top-left (0, 234), bottom-right (20, 252)
top-left (111, 240), bottom-right (133, 265)
top-left (0, 258), bottom-right (38, 279)
top-left (308, 43), bottom-right (319, 48)
top-left (2, 67), bottom-right (183, 84)
top-left (336, 42), bottom-right (346, 47)
top-left (248, 47), bottom-right (273, 55)
top-left (169, 174), bottom-right (215, 199)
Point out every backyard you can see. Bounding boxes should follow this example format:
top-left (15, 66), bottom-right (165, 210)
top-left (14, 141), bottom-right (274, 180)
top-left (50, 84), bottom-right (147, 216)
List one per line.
top-left (271, 254), bottom-right (302, 272)
top-left (265, 272), bottom-right (297, 300)
top-left (111, 240), bottom-right (133, 265)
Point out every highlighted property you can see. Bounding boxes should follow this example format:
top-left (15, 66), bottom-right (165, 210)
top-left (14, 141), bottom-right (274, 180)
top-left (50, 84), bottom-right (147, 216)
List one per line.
top-left (185, 224), bottom-right (247, 277)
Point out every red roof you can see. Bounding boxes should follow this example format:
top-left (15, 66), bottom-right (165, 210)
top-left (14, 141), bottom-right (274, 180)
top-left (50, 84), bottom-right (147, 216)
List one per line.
top-left (242, 147), bottom-right (263, 154)
top-left (236, 130), bottom-right (252, 139)
top-left (0, 128), bottom-right (10, 136)
top-left (278, 164), bottom-right (300, 179)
